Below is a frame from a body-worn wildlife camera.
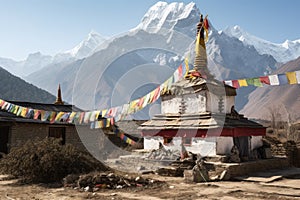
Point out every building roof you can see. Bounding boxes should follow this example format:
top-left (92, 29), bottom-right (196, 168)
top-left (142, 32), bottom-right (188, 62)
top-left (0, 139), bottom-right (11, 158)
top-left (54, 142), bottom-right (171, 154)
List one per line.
top-left (161, 75), bottom-right (236, 97)
top-left (0, 100), bottom-right (82, 125)
top-left (139, 113), bottom-right (266, 137)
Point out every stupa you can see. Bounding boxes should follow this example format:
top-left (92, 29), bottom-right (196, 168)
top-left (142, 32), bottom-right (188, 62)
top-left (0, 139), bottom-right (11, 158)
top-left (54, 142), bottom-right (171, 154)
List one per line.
top-left (139, 15), bottom-right (266, 158)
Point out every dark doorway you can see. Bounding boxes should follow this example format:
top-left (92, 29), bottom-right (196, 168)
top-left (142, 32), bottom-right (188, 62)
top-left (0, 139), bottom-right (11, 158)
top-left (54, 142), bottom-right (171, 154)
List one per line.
top-left (0, 126), bottom-right (10, 154)
top-left (49, 127), bottom-right (66, 145)
top-left (233, 136), bottom-right (249, 159)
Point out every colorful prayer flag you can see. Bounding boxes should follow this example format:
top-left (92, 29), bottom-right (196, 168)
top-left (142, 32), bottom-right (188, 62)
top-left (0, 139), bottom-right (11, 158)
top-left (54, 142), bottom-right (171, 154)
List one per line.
top-left (278, 74), bottom-right (288, 85)
top-left (296, 71), bottom-right (300, 84)
top-left (269, 75), bottom-right (280, 85)
top-left (232, 80), bottom-right (239, 88)
top-left (259, 76), bottom-right (270, 85)
top-left (286, 72), bottom-right (297, 84)
top-left (224, 80), bottom-right (233, 87)
top-left (238, 79), bottom-right (248, 87)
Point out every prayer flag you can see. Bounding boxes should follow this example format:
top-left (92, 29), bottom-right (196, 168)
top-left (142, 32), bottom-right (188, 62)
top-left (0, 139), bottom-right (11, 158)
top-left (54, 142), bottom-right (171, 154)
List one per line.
top-left (79, 112), bottom-right (85, 124)
top-left (26, 109), bottom-right (34, 118)
top-left (253, 78), bottom-right (263, 87)
top-left (259, 76), bottom-right (270, 85)
top-left (295, 70), bottom-right (300, 84)
top-left (224, 80), bottom-right (233, 87)
top-left (152, 87), bottom-right (161, 103)
top-left (246, 78), bottom-right (254, 86)
top-left (16, 106), bottom-right (23, 116)
top-left (21, 107), bottom-right (28, 118)
top-left (49, 112), bottom-right (57, 123)
top-left (184, 57), bottom-right (189, 76)
top-left (0, 99), bottom-right (4, 107)
top-left (90, 122), bottom-right (95, 129)
top-left (178, 64), bottom-right (183, 78)
top-left (84, 112), bottom-right (91, 124)
top-left (238, 79), bottom-right (248, 87)
top-left (89, 111), bottom-right (97, 122)
top-left (55, 112), bottom-right (65, 122)
top-left (286, 72), bottom-right (297, 84)
top-left (68, 112), bottom-right (77, 123)
top-left (61, 113), bottom-right (70, 122)
top-left (269, 75), bottom-right (280, 85)
top-left (232, 80), bottom-right (239, 88)
top-left (278, 74), bottom-right (288, 85)
top-left (34, 109), bottom-right (41, 119)
top-left (13, 106), bottom-right (19, 115)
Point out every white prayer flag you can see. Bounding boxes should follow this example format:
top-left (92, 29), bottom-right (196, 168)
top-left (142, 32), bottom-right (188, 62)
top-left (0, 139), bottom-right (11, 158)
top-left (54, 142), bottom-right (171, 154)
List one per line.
top-left (269, 75), bottom-right (280, 85)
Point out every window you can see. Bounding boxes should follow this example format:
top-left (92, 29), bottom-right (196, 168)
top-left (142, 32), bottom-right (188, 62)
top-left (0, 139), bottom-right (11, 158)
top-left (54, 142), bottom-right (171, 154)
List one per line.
top-left (183, 137), bottom-right (192, 146)
top-left (48, 127), bottom-right (66, 145)
top-left (163, 137), bottom-right (173, 145)
top-left (0, 126), bottom-right (10, 154)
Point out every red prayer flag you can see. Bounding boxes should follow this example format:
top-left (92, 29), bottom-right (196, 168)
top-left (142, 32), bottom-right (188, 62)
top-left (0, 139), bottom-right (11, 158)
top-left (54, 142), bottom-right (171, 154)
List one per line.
top-left (259, 76), bottom-right (270, 85)
top-left (232, 80), bottom-right (239, 88)
top-left (191, 71), bottom-right (201, 77)
top-left (204, 18), bottom-right (209, 30)
top-left (178, 64), bottom-right (183, 77)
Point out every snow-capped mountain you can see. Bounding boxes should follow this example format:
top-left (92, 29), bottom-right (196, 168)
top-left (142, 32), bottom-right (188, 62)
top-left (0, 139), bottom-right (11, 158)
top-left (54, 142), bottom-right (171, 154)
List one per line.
top-left (0, 52), bottom-right (53, 77)
top-left (224, 25), bottom-right (300, 63)
top-left (0, 31), bottom-right (106, 78)
top-left (59, 30), bottom-right (106, 60)
top-left (26, 1), bottom-right (278, 112)
top-left (134, 1), bottom-right (200, 37)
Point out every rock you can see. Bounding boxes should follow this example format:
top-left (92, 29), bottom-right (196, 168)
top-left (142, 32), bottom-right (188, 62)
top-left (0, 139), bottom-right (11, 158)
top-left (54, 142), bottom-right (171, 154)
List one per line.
top-left (137, 165), bottom-right (146, 171)
top-left (124, 179), bottom-right (131, 186)
top-left (229, 145), bottom-right (241, 163)
top-left (84, 186), bottom-right (90, 192)
top-left (63, 174), bottom-right (79, 186)
top-left (192, 158), bottom-right (209, 182)
top-left (219, 170), bottom-right (230, 181)
top-left (78, 174), bottom-right (93, 188)
top-left (116, 185), bottom-right (123, 189)
top-left (135, 176), bottom-right (145, 183)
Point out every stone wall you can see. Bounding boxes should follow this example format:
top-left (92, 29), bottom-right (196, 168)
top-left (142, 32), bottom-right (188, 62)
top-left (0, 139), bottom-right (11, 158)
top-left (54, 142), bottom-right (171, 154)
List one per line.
top-left (264, 136), bottom-right (300, 167)
top-left (9, 122), bottom-right (88, 153)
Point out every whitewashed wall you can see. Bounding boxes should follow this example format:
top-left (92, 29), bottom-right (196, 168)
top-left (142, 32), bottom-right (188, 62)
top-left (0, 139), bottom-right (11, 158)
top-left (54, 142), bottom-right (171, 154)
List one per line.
top-left (184, 92), bottom-right (206, 114)
top-left (216, 137), bottom-right (234, 155)
top-left (161, 96), bottom-right (181, 114)
top-left (206, 92), bottom-right (235, 113)
top-left (250, 136), bottom-right (263, 150)
top-left (144, 136), bottom-right (217, 156)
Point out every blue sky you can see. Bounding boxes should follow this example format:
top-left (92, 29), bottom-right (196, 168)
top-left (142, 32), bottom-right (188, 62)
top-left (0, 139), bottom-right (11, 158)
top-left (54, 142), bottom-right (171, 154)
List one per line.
top-left (0, 0), bottom-right (299, 60)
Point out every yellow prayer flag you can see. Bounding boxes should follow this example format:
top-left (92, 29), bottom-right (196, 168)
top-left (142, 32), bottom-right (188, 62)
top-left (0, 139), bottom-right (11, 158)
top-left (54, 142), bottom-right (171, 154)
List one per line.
top-left (106, 118), bottom-right (110, 128)
top-left (238, 79), bottom-right (248, 87)
top-left (286, 72), bottom-right (297, 84)
top-left (101, 109), bottom-right (107, 117)
top-left (13, 106), bottom-right (19, 115)
top-left (55, 112), bottom-right (65, 122)
top-left (94, 111), bottom-right (101, 120)
top-left (21, 108), bottom-right (28, 117)
top-left (184, 57), bottom-right (189, 76)
top-left (195, 32), bottom-right (201, 55)
top-left (68, 112), bottom-right (77, 122)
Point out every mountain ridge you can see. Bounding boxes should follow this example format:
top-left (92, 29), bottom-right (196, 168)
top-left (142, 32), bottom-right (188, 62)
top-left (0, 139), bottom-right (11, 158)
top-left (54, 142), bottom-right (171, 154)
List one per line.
top-left (0, 66), bottom-right (56, 103)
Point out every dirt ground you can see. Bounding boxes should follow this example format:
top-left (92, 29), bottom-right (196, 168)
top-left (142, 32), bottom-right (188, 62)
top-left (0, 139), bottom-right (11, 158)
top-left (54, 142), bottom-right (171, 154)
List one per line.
top-left (1, 173), bottom-right (300, 200)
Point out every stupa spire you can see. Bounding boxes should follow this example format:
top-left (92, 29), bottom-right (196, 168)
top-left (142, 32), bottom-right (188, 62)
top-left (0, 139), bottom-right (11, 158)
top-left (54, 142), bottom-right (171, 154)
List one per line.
top-left (192, 14), bottom-right (211, 78)
top-left (54, 84), bottom-right (64, 105)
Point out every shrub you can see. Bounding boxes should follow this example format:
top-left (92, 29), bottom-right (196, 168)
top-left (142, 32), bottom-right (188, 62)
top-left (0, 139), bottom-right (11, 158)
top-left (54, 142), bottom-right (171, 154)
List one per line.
top-left (0, 138), bottom-right (108, 183)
